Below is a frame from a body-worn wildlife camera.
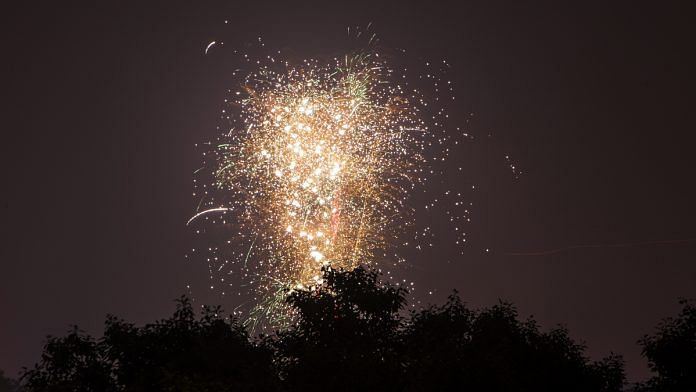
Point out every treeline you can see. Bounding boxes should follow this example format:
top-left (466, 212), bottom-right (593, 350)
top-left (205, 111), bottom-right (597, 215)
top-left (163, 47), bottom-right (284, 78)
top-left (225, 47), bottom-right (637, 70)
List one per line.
top-left (3, 267), bottom-right (694, 391)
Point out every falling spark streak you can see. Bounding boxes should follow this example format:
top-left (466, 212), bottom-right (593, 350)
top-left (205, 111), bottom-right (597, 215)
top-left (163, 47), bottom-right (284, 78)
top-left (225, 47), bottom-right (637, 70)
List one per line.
top-left (204, 41), bottom-right (216, 54)
top-left (243, 236), bottom-right (257, 268)
top-left (186, 207), bottom-right (234, 226)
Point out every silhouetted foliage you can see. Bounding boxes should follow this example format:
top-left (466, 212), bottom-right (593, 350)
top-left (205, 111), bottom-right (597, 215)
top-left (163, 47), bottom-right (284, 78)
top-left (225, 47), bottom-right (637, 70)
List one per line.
top-left (22, 297), bottom-right (279, 392)
top-left (402, 293), bottom-right (624, 391)
top-left (20, 327), bottom-right (114, 392)
top-left (0, 369), bottom-right (21, 392)
top-left (103, 297), bottom-right (279, 391)
top-left (25, 265), bottom-right (681, 392)
top-left (636, 299), bottom-right (696, 392)
top-left (273, 267), bottom-right (624, 391)
top-left (274, 267), bottom-right (407, 391)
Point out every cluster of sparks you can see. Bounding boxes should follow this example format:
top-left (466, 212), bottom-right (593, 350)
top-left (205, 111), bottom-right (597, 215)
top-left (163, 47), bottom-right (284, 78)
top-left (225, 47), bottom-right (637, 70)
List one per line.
top-left (190, 36), bottom-right (460, 329)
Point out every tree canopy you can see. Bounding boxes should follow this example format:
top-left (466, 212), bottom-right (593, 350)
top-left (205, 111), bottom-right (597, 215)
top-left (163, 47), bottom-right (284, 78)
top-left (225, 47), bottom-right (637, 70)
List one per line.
top-left (14, 266), bottom-right (694, 391)
top-left (636, 299), bottom-right (696, 392)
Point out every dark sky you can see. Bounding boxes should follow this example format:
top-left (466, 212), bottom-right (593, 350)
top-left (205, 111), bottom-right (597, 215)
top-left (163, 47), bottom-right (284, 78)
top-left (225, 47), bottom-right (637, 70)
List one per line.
top-left (4, 0), bottom-right (695, 382)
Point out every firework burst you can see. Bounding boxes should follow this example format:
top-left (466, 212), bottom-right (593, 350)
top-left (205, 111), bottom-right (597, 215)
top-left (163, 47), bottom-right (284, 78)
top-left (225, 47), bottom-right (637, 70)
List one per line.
top-left (190, 34), bottom-right (457, 329)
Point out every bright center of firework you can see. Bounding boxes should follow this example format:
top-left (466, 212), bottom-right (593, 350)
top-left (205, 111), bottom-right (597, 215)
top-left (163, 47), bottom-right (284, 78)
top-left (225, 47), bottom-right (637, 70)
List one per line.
top-left (215, 55), bottom-right (421, 290)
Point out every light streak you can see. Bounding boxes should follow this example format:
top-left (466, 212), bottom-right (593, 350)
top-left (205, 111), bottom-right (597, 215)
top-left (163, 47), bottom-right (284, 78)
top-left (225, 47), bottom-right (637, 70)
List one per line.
top-left (205, 41), bottom-right (216, 54)
top-left (186, 207), bottom-right (234, 226)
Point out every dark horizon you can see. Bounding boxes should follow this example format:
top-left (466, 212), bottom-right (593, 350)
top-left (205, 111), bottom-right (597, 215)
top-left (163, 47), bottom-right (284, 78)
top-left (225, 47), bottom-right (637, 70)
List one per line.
top-left (4, 0), bottom-right (695, 382)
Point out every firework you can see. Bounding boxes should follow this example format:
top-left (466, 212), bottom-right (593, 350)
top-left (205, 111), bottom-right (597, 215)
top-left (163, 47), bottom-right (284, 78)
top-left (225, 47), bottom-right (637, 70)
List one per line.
top-left (190, 36), bottom-right (457, 329)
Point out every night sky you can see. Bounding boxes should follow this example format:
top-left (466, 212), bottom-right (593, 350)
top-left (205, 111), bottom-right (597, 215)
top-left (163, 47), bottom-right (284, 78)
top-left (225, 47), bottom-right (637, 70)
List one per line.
top-left (4, 0), bottom-right (695, 382)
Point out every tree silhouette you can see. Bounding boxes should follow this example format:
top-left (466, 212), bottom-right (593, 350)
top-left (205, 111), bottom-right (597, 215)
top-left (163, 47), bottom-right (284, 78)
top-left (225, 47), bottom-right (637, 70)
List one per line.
top-left (276, 266), bottom-right (624, 391)
top-left (402, 293), bottom-right (624, 391)
top-left (0, 369), bottom-right (21, 392)
top-left (636, 299), bottom-right (696, 392)
top-left (22, 297), bottom-right (280, 392)
top-left (20, 327), bottom-right (114, 392)
top-left (103, 296), bottom-right (280, 391)
top-left (274, 266), bottom-right (407, 391)
top-left (17, 265), bottom-right (662, 392)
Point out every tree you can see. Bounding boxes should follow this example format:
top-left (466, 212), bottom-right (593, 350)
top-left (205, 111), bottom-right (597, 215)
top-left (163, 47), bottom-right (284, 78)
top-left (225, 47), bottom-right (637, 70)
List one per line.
top-left (402, 293), bottom-right (623, 391)
top-left (274, 266), bottom-right (406, 392)
top-left (276, 266), bottom-right (625, 391)
top-left (104, 296), bottom-right (280, 391)
top-left (20, 327), bottom-right (115, 392)
top-left (0, 369), bottom-right (21, 392)
top-left (20, 265), bottom-right (632, 392)
top-left (637, 299), bottom-right (696, 392)
top-left (21, 297), bottom-right (280, 392)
